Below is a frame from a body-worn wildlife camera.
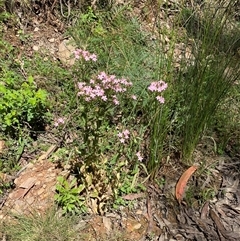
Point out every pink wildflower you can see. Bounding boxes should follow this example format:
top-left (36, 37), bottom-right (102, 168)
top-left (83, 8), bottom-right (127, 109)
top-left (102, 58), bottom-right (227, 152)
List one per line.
top-left (74, 49), bottom-right (81, 59)
top-left (120, 138), bottom-right (125, 143)
top-left (58, 118), bottom-right (65, 124)
top-left (95, 88), bottom-right (105, 97)
top-left (113, 98), bottom-right (119, 105)
top-left (109, 75), bottom-right (116, 81)
top-left (148, 83), bottom-right (157, 92)
top-left (115, 87), bottom-right (124, 92)
top-left (123, 129), bottom-right (130, 139)
top-left (97, 71), bottom-right (107, 80)
top-left (117, 130), bottom-right (130, 143)
top-left (101, 96), bottom-right (107, 101)
top-left (148, 81), bottom-right (168, 93)
top-left (81, 50), bottom-right (90, 61)
top-left (156, 96), bottom-right (165, 103)
top-left (131, 95), bottom-right (137, 100)
top-left (77, 69), bottom-right (132, 105)
top-left (90, 93), bottom-right (96, 98)
top-left (77, 91), bottom-right (84, 96)
top-left (74, 48), bottom-right (98, 62)
top-left (117, 132), bottom-right (123, 138)
top-left (90, 54), bottom-right (97, 62)
top-left (77, 82), bottom-right (86, 89)
top-left (136, 152), bottom-right (143, 162)
top-left (54, 117), bottom-right (65, 127)
top-left (156, 81), bottom-right (168, 92)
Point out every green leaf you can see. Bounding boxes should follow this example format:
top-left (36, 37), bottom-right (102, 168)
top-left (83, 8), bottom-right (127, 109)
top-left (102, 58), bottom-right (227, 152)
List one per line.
top-left (27, 76), bottom-right (34, 84)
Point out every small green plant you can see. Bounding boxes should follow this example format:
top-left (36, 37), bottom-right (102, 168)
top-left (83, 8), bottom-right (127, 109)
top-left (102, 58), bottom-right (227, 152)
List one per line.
top-left (17, 29), bottom-right (32, 43)
top-left (0, 74), bottom-right (49, 134)
top-left (155, 177), bottom-right (166, 189)
top-left (200, 188), bottom-right (215, 203)
top-left (113, 162), bottom-right (146, 208)
top-left (55, 176), bottom-right (86, 214)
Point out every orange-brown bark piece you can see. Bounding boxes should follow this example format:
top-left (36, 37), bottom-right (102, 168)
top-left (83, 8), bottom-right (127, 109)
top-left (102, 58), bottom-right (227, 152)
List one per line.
top-left (175, 165), bottom-right (198, 202)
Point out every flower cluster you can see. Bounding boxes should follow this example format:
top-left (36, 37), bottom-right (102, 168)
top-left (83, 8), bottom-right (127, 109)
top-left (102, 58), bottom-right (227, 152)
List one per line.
top-left (148, 80), bottom-right (168, 103)
top-left (77, 71), bottom-right (132, 105)
top-left (74, 49), bottom-right (97, 62)
top-left (117, 129), bottom-right (130, 143)
top-left (54, 117), bottom-right (65, 127)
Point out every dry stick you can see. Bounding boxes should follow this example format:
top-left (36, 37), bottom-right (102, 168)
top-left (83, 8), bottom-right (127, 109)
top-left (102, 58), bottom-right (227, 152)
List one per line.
top-left (51, 0), bottom-right (58, 12)
top-left (0, 196), bottom-right (7, 210)
top-left (146, 193), bottom-right (154, 235)
top-left (60, 0), bottom-right (71, 18)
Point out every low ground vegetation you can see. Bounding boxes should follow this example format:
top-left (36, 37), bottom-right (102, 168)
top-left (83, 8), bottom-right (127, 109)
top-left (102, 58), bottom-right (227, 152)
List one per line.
top-left (0, 0), bottom-right (240, 240)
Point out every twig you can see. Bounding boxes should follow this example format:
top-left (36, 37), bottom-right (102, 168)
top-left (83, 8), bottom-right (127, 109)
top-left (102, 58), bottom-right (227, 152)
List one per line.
top-left (60, 0), bottom-right (71, 18)
top-left (146, 194), bottom-right (154, 234)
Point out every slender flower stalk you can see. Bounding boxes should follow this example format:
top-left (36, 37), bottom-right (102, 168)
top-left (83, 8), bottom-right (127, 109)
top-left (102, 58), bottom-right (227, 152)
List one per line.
top-left (147, 79), bottom-right (168, 175)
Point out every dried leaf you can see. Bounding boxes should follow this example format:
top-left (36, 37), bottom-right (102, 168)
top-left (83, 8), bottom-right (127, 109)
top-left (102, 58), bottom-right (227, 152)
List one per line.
top-left (200, 201), bottom-right (209, 219)
top-left (0, 140), bottom-right (5, 153)
top-left (122, 192), bottom-right (146, 200)
top-left (175, 165), bottom-right (198, 202)
top-left (90, 198), bottom-right (98, 214)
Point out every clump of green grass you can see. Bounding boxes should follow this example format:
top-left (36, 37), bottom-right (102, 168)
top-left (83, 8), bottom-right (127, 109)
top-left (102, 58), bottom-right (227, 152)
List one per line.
top-left (0, 208), bottom-right (78, 241)
top-left (175, 0), bottom-right (240, 162)
top-left (0, 207), bottom-right (133, 241)
top-left (212, 83), bottom-right (240, 155)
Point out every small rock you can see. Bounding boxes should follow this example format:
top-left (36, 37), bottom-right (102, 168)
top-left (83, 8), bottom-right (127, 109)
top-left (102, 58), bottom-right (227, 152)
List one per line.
top-left (64, 164), bottom-right (71, 170)
top-left (27, 196), bottom-right (35, 205)
top-left (34, 27), bottom-right (39, 32)
top-left (51, 186), bottom-right (56, 191)
top-left (133, 223), bottom-right (141, 230)
top-left (58, 38), bottom-right (77, 66)
top-left (37, 188), bottom-right (45, 196)
top-left (32, 45), bottom-right (39, 51)
top-left (48, 38), bottom-right (55, 43)
top-left (19, 177), bottom-right (36, 189)
top-left (136, 210), bottom-right (143, 215)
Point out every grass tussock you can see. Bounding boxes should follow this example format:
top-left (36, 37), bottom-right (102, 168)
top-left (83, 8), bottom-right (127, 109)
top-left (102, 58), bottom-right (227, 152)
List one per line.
top-left (0, 208), bottom-right (78, 241)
